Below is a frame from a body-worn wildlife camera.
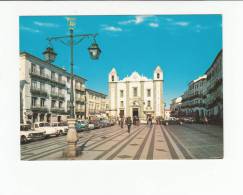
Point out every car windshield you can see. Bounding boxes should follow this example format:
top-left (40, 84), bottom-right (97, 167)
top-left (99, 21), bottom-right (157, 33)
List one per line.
top-left (20, 125), bottom-right (31, 131)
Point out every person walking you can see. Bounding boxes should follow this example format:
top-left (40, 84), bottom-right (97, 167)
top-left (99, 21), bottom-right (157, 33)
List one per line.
top-left (148, 116), bottom-right (153, 129)
top-left (204, 116), bottom-right (208, 126)
top-left (120, 117), bottom-right (124, 128)
top-left (126, 117), bottom-right (132, 134)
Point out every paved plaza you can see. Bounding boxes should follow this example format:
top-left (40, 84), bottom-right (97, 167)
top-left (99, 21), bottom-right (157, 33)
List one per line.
top-left (21, 124), bottom-right (223, 160)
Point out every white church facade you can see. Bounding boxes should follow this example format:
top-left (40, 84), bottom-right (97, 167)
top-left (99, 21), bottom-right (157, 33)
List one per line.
top-left (108, 66), bottom-right (164, 122)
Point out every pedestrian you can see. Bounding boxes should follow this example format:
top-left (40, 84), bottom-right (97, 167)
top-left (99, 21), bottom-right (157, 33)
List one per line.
top-left (148, 116), bottom-right (153, 129)
top-left (126, 117), bottom-right (132, 134)
top-left (120, 117), bottom-right (124, 128)
top-left (204, 116), bottom-right (208, 126)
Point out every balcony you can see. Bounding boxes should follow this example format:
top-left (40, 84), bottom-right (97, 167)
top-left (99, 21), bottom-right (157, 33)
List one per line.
top-left (29, 70), bottom-right (51, 81)
top-left (30, 87), bottom-right (48, 97)
top-left (182, 94), bottom-right (204, 102)
top-left (31, 105), bottom-right (49, 112)
top-left (50, 107), bottom-right (66, 114)
top-left (207, 78), bottom-right (222, 94)
top-left (76, 96), bottom-right (85, 104)
top-left (75, 108), bottom-right (85, 113)
top-left (51, 76), bottom-right (66, 87)
top-left (206, 96), bottom-right (223, 109)
top-left (75, 85), bottom-right (85, 92)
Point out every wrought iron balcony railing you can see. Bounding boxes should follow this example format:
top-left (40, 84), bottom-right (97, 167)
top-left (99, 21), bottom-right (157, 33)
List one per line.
top-left (30, 87), bottom-right (48, 97)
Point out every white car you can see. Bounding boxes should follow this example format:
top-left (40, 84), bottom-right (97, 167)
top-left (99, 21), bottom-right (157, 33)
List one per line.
top-left (20, 124), bottom-right (45, 144)
top-left (52, 122), bottom-right (69, 135)
top-left (33, 122), bottom-right (59, 138)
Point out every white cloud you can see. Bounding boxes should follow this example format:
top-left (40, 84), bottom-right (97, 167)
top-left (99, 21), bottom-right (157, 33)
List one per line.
top-left (20, 26), bottom-right (40, 33)
top-left (102, 25), bottom-right (122, 32)
top-left (119, 15), bottom-right (155, 25)
top-left (174, 21), bottom-right (190, 27)
top-left (149, 22), bottom-right (159, 28)
top-left (34, 21), bottom-right (59, 28)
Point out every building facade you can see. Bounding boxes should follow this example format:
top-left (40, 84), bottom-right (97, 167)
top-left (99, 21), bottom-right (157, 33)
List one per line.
top-left (85, 88), bottom-right (108, 119)
top-left (108, 66), bottom-right (164, 122)
top-left (170, 97), bottom-right (182, 118)
top-left (20, 52), bottom-right (86, 124)
top-left (173, 50), bottom-right (223, 123)
top-left (181, 75), bottom-right (208, 119)
top-left (205, 50), bottom-right (223, 123)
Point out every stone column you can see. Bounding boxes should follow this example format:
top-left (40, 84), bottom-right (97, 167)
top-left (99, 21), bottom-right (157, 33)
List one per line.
top-left (64, 118), bottom-right (78, 158)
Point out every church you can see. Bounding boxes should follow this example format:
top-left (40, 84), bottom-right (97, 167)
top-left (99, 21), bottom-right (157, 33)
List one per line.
top-left (108, 66), bottom-right (165, 122)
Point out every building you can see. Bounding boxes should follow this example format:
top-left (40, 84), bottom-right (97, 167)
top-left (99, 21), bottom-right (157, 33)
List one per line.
top-left (20, 52), bottom-right (86, 124)
top-left (181, 75), bottom-right (207, 120)
top-left (205, 50), bottom-right (223, 123)
top-left (108, 66), bottom-right (164, 122)
top-left (173, 49), bottom-right (223, 124)
top-left (164, 109), bottom-right (171, 120)
top-left (85, 88), bottom-right (108, 119)
top-left (170, 97), bottom-right (182, 118)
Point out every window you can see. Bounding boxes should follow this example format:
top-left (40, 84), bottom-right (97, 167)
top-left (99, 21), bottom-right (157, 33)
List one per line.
top-left (147, 100), bottom-right (151, 107)
top-left (31, 63), bottom-right (37, 73)
top-left (157, 73), bottom-right (160, 79)
top-left (40, 67), bottom-right (44, 76)
top-left (58, 74), bottom-right (62, 82)
top-left (67, 77), bottom-right (70, 83)
top-left (51, 72), bottom-right (55, 80)
top-left (147, 89), bottom-right (151, 97)
top-left (59, 101), bottom-right (63, 108)
top-left (51, 100), bottom-right (56, 108)
top-left (133, 87), bottom-right (137, 97)
top-left (120, 90), bottom-right (124, 98)
top-left (120, 101), bottom-right (124, 107)
top-left (111, 75), bottom-right (114, 81)
top-left (40, 83), bottom-right (45, 91)
top-left (51, 86), bottom-right (56, 94)
top-left (40, 98), bottom-right (45, 107)
top-left (31, 97), bottom-right (37, 107)
top-left (31, 81), bottom-right (38, 89)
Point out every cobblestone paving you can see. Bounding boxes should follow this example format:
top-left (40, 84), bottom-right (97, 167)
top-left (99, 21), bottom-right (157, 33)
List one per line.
top-left (21, 124), bottom-right (223, 160)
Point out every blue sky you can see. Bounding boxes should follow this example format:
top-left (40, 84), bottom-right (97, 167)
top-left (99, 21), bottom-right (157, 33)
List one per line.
top-left (19, 15), bottom-right (222, 108)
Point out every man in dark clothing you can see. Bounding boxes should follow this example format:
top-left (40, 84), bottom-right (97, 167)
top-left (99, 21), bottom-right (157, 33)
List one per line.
top-left (148, 116), bottom-right (153, 129)
top-left (126, 117), bottom-right (132, 134)
top-left (120, 117), bottom-right (124, 128)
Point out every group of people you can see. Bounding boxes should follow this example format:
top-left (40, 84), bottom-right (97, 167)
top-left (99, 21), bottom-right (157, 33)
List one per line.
top-left (118, 115), bottom-right (154, 134)
top-left (118, 117), bottom-right (132, 134)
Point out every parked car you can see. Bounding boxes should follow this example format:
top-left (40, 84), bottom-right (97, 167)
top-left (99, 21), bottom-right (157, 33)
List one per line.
top-left (58, 122), bottom-right (68, 135)
top-left (20, 124), bottom-right (45, 144)
top-left (75, 120), bottom-right (89, 132)
top-left (88, 122), bottom-right (95, 130)
top-left (182, 117), bottom-right (195, 124)
top-left (33, 122), bottom-right (59, 138)
top-left (89, 120), bottom-right (101, 129)
top-left (162, 119), bottom-right (183, 126)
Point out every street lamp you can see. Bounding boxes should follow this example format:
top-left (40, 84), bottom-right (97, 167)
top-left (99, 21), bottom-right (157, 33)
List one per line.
top-left (43, 47), bottom-right (57, 63)
top-left (43, 17), bottom-right (101, 157)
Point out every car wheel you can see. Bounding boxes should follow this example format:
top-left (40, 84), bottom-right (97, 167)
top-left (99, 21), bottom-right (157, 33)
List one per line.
top-left (21, 136), bottom-right (27, 144)
top-left (59, 130), bottom-right (63, 135)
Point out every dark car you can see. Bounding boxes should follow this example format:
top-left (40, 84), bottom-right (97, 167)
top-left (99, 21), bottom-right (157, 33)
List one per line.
top-left (162, 118), bottom-right (183, 126)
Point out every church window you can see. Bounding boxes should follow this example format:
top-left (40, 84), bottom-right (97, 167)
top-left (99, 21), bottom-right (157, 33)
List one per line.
top-left (120, 90), bottom-right (124, 98)
top-left (133, 87), bottom-right (137, 97)
top-left (147, 89), bottom-right (151, 97)
top-left (157, 73), bottom-right (160, 79)
top-left (111, 75), bottom-right (114, 81)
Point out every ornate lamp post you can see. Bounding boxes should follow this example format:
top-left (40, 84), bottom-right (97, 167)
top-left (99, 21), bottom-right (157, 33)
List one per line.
top-left (43, 17), bottom-right (101, 157)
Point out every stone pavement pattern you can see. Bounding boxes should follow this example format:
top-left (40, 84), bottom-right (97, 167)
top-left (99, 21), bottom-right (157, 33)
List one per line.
top-left (21, 124), bottom-right (223, 160)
